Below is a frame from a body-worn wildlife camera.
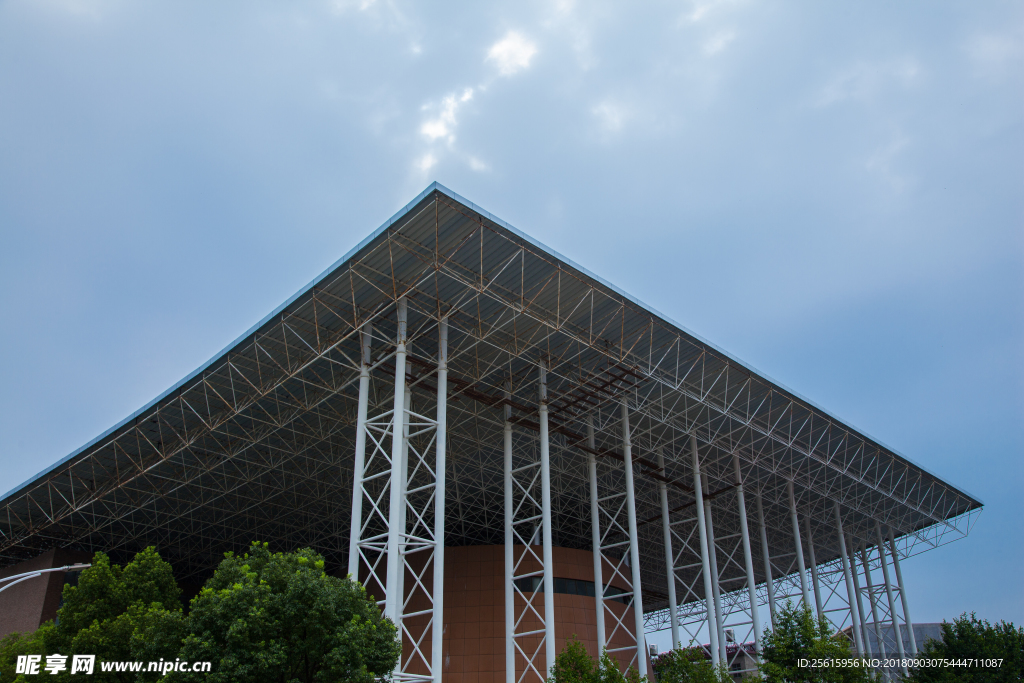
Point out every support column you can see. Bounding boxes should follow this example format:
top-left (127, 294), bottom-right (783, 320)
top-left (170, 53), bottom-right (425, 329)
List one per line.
top-left (347, 322), bottom-right (373, 579)
top-left (431, 319), bottom-right (448, 683)
top-left (787, 481), bottom-right (811, 610)
top-left (503, 388), bottom-right (514, 683)
top-left (860, 544), bottom-right (887, 660)
top-left (834, 503), bottom-right (864, 658)
top-left (877, 523), bottom-right (907, 675)
top-left (804, 517), bottom-right (824, 621)
top-left (621, 399), bottom-right (648, 678)
top-left (539, 361), bottom-right (556, 675)
top-left (848, 534), bottom-right (870, 658)
top-left (755, 492), bottom-right (776, 627)
top-left (691, 435), bottom-right (720, 667)
top-left (733, 455), bottom-right (761, 656)
top-left (888, 530), bottom-right (917, 656)
top-left (384, 298), bottom-right (408, 625)
top-left (657, 447), bottom-right (679, 651)
top-left (703, 473), bottom-right (726, 664)
top-left (587, 417), bottom-right (607, 655)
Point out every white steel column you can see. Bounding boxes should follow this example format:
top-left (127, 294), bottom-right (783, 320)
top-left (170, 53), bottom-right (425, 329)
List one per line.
top-left (620, 399), bottom-right (648, 678)
top-left (702, 474), bottom-right (726, 664)
top-left (348, 322), bottom-right (373, 579)
top-left (538, 361), bottom-right (556, 675)
top-left (691, 435), bottom-right (720, 667)
top-left (848, 534), bottom-right (870, 658)
top-left (384, 298), bottom-right (409, 624)
top-left (755, 491), bottom-right (776, 626)
top-left (733, 454), bottom-right (761, 655)
top-left (588, 417), bottom-right (607, 654)
top-left (431, 319), bottom-right (448, 683)
top-left (804, 517), bottom-right (824, 621)
top-left (834, 503), bottom-right (864, 657)
top-left (888, 530), bottom-right (917, 656)
top-left (787, 481), bottom-right (811, 610)
top-left (876, 523), bottom-right (907, 674)
top-left (658, 447), bottom-right (680, 650)
top-left (503, 393), bottom-right (515, 683)
top-left (860, 544), bottom-right (887, 660)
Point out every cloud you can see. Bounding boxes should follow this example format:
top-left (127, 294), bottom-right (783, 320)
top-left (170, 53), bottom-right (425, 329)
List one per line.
top-left (468, 157), bottom-right (489, 172)
top-left (486, 31), bottom-right (538, 76)
top-left (592, 101), bottom-right (627, 133)
top-left (814, 58), bottom-right (920, 107)
top-left (703, 30), bottom-right (735, 55)
top-left (964, 32), bottom-right (1023, 81)
top-left (420, 88), bottom-right (473, 144)
top-left (865, 132), bottom-right (912, 192)
top-left (416, 153), bottom-right (437, 173)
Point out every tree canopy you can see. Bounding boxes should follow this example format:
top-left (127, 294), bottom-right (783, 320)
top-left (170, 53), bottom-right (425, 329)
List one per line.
top-left (545, 636), bottom-right (648, 683)
top-left (0, 543), bottom-right (400, 683)
top-left (905, 613), bottom-right (1023, 683)
top-left (652, 645), bottom-right (731, 683)
top-left (759, 601), bottom-right (875, 683)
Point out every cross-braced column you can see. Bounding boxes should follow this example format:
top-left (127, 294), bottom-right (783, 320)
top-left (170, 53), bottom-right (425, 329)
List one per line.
top-left (348, 322), bottom-right (373, 579)
top-left (755, 491), bottom-right (777, 627)
top-left (787, 481), bottom-right (812, 610)
top-left (505, 362), bottom-right (555, 683)
top-left (658, 447), bottom-right (680, 651)
top-left (350, 300), bottom-right (446, 683)
top-left (733, 454), bottom-right (761, 657)
top-left (848, 534), bottom-right (870, 658)
top-left (539, 363), bottom-right (556, 676)
top-left (588, 418), bottom-right (607, 654)
top-left (702, 474), bottom-right (726, 664)
top-left (888, 530), bottom-right (917, 656)
top-left (859, 543), bottom-right (887, 661)
top-left (804, 517), bottom-right (824, 621)
top-left (691, 435), bottom-right (720, 667)
top-left (621, 399), bottom-right (648, 678)
top-left (590, 404), bottom-right (646, 673)
top-left (877, 523), bottom-right (907, 676)
top-left (834, 504), bottom-right (864, 657)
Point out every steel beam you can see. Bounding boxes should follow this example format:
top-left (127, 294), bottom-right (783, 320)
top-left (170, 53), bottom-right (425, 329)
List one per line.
top-left (834, 503), bottom-right (864, 657)
top-left (658, 447), bottom-right (680, 650)
top-left (888, 530), bottom-right (917, 656)
top-left (347, 322), bottom-right (372, 579)
top-left (733, 454), bottom-right (761, 656)
top-left (787, 481), bottom-right (811, 610)
top-left (756, 491), bottom-right (777, 626)
top-left (621, 399), bottom-right (648, 678)
top-left (877, 523), bottom-right (907, 675)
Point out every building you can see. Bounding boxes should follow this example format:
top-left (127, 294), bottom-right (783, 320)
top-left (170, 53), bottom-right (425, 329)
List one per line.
top-left (0, 184), bottom-right (982, 682)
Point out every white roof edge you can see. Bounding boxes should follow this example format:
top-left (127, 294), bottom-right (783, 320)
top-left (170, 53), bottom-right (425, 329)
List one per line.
top-left (1, 182), bottom-right (984, 508)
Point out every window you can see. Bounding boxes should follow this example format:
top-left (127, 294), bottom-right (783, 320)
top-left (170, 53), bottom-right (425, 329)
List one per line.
top-left (512, 577), bottom-right (632, 605)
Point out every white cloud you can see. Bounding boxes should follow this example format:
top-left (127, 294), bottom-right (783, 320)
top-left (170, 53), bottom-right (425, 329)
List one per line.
top-left (866, 132), bottom-right (912, 192)
top-left (416, 153), bottom-right (437, 173)
top-left (468, 157), bottom-right (489, 172)
top-left (592, 101), bottom-right (627, 133)
top-left (703, 30), bottom-right (735, 55)
top-left (486, 31), bottom-right (538, 76)
top-left (420, 88), bottom-right (473, 144)
top-left (964, 32), bottom-right (1023, 81)
top-left (814, 58), bottom-right (920, 107)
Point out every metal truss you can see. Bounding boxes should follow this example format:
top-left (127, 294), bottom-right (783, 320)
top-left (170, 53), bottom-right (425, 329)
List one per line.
top-left (0, 185), bottom-right (981, 681)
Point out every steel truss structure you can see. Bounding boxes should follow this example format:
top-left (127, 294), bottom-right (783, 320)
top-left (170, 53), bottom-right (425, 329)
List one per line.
top-left (0, 184), bottom-right (982, 681)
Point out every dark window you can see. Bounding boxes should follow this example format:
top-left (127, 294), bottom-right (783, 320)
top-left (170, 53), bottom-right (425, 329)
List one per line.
top-left (512, 577), bottom-right (631, 605)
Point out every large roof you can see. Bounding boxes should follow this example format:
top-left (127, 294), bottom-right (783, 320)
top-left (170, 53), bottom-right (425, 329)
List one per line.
top-left (0, 183), bottom-right (981, 614)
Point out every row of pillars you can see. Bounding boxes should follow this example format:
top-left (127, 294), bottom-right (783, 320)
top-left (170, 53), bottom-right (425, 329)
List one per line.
top-left (346, 300), bottom-right (918, 682)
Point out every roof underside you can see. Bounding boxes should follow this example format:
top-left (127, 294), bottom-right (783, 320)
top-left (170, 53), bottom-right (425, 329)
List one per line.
top-left (0, 185), bottom-right (981, 613)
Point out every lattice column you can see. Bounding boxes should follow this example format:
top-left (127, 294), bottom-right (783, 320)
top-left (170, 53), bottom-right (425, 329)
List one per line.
top-left (351, 300), bottom-right (446, 683)
top-left (587, 417), bottom-right (607, 653)
top-left (620, 399), bottom-right (648, 678)
top-left (656, 447), bottom-right (679, 651)
top-left (691, 434), bottom-right (721, 667)
top-left (835, 503), bottom-right (865, 657)
top-left (505, 364), bottom-right (555, 683)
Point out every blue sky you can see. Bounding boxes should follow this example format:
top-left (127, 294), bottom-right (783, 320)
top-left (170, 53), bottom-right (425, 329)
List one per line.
top-left (1, 0), bottom-right (1021, 636)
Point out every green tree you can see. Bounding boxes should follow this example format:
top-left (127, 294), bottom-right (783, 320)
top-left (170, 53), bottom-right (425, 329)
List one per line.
top-left (0, 547), bottom-right (183, 683)
top-left (653, 645), bottom-right (731, 683)
top-left (905, 613), bottom-right (1023, 683)
top-left (0, 621), bottom-right (55, 683)
top-left (760, 600), bottom-right (875, 683)
top-left (547, 636), bottom-right (599, 683)
top-left (545, 638), bottom-right (648, 683)
top-left (166, 542), bottom-right (400, 683)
